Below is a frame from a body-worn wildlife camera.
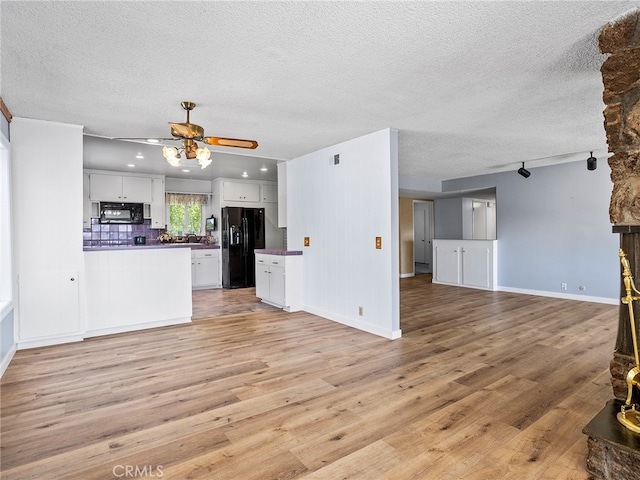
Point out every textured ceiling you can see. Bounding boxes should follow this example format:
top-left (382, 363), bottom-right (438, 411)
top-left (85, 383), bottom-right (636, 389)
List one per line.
top-left (2, 1), bottom-right (638, 182)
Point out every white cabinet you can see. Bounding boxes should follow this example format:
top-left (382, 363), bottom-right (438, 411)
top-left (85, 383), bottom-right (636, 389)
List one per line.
top-left (89, 173), bottom-right (152, 203)
top-left (150, 177), bottom-right (165, 228)
top-left (12, 118), bottom-right (84, 349)
top-left (277, 163), bottom-right (287, 227)
top-left (191, 249), bottom-right (220, 289)
top-left (432, 240), bottom-right (497, 290)
top-left (18, 270), bottom-right (81, 344)
top-left (261, 184), bottom-right (278, 203)
top-left (255, 253), bottom-right (303, 311)
top-left (434, 245), bottom-right (460, 284)
top-left (83, 173), bottom-right (91, 228)
top-left (223, 181), bottom-right (260, 202)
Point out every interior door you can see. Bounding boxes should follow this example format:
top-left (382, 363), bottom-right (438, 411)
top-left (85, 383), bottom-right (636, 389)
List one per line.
top-left (413, 201), bottom-right (433, 272)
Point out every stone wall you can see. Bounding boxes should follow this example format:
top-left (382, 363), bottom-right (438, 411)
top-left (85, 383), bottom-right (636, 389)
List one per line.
top-left (600, 12), bottom-right (640, 224)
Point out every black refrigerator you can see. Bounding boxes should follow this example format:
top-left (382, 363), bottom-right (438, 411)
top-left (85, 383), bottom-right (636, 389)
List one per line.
top-left (221, 207), bottom-right (265, 289)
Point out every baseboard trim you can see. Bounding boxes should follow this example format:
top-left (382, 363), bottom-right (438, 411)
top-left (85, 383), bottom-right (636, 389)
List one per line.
top-left (17, 335), bottom-right (85, 350)
top-left (304, 306), bottom-right (401, 340)
top-left (497, 286), bottom-right (618, 305)
top-left (400, 272), bottom-right (415, 278)
top-left (85, 317), bottom-right (192, 338)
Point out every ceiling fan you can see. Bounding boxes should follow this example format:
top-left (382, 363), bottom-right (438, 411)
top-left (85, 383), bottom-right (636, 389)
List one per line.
top-left (133, 101), bottom-right (258, 169)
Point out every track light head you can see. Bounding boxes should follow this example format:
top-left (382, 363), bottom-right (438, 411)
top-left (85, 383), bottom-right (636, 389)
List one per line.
top-left (517, 162), bottom-right (531, 178)
top-left (587, 151), bottom-right (597, 171)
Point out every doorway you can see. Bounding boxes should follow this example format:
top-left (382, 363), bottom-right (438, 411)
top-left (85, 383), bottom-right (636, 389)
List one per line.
top-left (413, 201), bottom-right (434, 274)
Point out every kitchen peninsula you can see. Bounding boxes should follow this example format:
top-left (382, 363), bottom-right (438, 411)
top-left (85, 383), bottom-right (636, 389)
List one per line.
top-left (83, 243), bottom-right (218, 337)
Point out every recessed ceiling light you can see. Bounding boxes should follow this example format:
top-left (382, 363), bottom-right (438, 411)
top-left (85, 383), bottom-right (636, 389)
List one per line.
top-left (127, 164), bottom-right (135, 168)
top-left (146, 139), bottom-right (159, 144)
top-left (182, 169), bottom-right (190, 173)
top-left (242, 171), bottom-right (248, 178)
top-left (260, 166), bottom-right (268, 172)
top-left (135, 153), bottom-right (144, 159)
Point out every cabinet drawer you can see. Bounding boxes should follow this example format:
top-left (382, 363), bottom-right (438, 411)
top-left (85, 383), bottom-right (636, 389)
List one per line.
top-left (194, 249), bottom-right (219, 259)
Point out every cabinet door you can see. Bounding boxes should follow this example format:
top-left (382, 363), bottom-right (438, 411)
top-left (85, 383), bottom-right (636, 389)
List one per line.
top-left (223, 181), bottom-right (261, 202)
top-left (255, 260), bottom-right (270, 299)
top-left (122, 176), bottom-right (152, 203)
top-left (89, 173), bottom-right (122, 201)
top-left (269, 265), bottom-right (286, 306)
top-left (150, 177), bottom-right (165, 228)
top-left (83, 173), bottom-right (91, 227)
top-left (434, 246), bottom-right (460, 284)
top-left (194, 256), bottom-right (219, 287)
top-left (18, 270), bottom-right (80, 340)
top-left (461, 246), bottom-right (490, 288)
top-left (261, 184), bottom-right (278, 203)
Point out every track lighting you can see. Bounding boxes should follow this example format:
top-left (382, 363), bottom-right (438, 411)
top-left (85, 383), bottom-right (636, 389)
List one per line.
top-left (517, 162), bottom-right (531, 178)
top-left (587, 151), bottom-right (597, 171)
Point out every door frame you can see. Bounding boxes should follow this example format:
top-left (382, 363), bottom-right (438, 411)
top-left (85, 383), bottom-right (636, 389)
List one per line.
top-left (412, 200), bottom-right (434, 274)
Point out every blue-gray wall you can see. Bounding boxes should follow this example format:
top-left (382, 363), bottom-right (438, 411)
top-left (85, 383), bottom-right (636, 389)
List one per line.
top-left (443, 159), bottom-right (619, 300)
top-left (1, 309), bottom-right (14, 367)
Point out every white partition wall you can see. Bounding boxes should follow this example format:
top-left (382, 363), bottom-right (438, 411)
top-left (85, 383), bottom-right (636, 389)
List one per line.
top-left (286, 128), bottom-right (400, 339)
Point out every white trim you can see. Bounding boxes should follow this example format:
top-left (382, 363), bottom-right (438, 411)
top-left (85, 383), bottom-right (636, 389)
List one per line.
top-left (0, 343), bottom-right (16, 378)
top-left (0, 300), bottom-right (12, 320)
top-left (18, 335), bottom-right (85, 350)
top-left (304, 306), bottom-right (402, 340)
top-left (400, 272), bottom-right (415, 278)
top-left (497, 286), bottom-right (619, 305)
top-left (84, 317), bottom-right (191, 338)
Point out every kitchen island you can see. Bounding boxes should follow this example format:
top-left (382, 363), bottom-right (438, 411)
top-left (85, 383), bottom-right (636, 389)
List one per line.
top-left (82, 244), bottom-right (215, 337)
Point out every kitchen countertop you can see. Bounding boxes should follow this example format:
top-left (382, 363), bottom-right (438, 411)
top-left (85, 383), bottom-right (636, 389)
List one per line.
top-left (254, 249), bottom-right (303, 256)
top-left (83, 243), bottom-right (220, 252)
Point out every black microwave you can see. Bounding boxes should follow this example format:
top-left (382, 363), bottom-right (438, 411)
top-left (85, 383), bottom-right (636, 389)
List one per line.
top-left (99, 202), bottom-right (144, 224)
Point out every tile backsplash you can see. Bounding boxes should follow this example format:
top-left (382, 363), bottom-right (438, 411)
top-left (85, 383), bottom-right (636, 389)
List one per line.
top-left (83, 218), bottom-right (163, 247)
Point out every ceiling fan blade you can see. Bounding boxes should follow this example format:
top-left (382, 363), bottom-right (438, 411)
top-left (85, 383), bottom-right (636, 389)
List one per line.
top-left (202, 137), bottom-right (258, 149)
top-left (168, 122), bottom-right (204, 139)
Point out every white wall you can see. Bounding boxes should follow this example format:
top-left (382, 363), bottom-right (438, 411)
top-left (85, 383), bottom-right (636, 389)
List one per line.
top-left (287, 128), bottom-right (400, 339)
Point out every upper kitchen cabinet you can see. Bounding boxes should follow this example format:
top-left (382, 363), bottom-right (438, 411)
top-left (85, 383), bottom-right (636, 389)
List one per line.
top-left (261, 184), bottom-right (278, 203)
top-left (89, 173), bottom-right (152, 203)
top-left (149, 177), bottom-right (165, 228)
top-left (222, 181), bottom-right (260, 203)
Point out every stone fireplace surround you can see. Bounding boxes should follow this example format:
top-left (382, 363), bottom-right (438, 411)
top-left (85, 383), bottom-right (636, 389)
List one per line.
top-left (582, 11), bottom-right (640, 480)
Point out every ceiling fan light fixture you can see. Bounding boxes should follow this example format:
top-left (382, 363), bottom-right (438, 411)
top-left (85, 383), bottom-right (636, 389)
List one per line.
top-left (192, 144), bottom-right (212, 169)
top-left (162, 146), bottom-right (181, 167)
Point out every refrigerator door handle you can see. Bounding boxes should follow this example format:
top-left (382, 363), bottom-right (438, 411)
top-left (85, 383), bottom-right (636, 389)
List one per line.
top-left (243, 217), bottom-right (248, 256)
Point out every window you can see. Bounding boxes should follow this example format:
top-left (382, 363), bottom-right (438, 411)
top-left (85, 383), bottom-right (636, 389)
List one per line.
top-left (165, 193), bottom-right (208, 235)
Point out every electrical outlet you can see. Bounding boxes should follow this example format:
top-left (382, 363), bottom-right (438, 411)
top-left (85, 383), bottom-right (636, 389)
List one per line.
top-left (333, 154), bottom-right (340, 165)
top-left (561, 283), bottom-right (567, 291)
top-left (358, 306), bottom-right (363, 316)
top-left (375, 237), bottom-right (382, 249)
top-left (304, 237), bottom-right (310, 247)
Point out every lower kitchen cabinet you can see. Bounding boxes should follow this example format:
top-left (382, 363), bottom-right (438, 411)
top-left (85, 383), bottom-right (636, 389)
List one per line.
top-left (191, 249), bottom-right (221, 289)
top-left (432, 239), bottom-right (497, 290)
top-left (255, 252), bottom-right (303, 311)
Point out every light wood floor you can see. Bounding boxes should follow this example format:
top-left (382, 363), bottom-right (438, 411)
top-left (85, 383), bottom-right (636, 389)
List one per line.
top-left (1, 276), bottom-right (618, 479)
